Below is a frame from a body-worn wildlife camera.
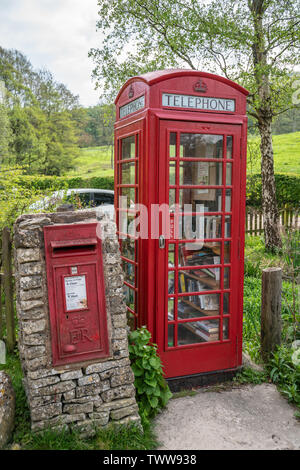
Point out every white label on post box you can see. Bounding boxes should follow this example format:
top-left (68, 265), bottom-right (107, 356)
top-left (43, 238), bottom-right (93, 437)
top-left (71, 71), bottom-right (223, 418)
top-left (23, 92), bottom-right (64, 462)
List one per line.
top-left (162, 93), bottom-right (235, 112)
top-left (64, 275), bottom-right (87, 311)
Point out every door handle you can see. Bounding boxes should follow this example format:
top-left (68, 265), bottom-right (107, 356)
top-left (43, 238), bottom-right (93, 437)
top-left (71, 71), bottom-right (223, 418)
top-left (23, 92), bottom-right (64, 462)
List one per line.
top-left (159, 235), bottom-right (165, 249)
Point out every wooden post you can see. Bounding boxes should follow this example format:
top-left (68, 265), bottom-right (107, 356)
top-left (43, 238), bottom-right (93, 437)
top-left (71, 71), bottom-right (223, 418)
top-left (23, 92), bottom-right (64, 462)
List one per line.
top-left (261, 267), bottom-right (282, 362)
top-left (2, 227), bottom-right (15, 353)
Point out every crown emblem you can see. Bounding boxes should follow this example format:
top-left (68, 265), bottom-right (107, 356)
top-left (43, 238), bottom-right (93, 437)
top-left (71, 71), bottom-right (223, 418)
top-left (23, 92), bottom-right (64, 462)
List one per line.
top-left (128, 85), bottom-right (134, 98)
top-left (194, 79), bottom-right (208, 93)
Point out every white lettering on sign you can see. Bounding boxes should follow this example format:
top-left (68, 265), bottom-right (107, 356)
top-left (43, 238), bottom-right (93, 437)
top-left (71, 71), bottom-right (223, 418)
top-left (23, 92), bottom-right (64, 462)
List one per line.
top-left (120, 95), bottom-right (145, 118)
top-left (64, 275), bottom-right (87, 311)
top-left (162, 93), bottom-right (235, 112)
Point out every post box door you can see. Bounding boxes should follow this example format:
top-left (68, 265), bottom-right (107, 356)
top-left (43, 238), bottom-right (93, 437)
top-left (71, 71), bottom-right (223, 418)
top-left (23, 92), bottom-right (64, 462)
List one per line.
top-left (44, 225), bottom-right (109, 366)
top-left (54, 262), bottom-right (105, 360)
top-left (156, 119), bottom-right (244, 378)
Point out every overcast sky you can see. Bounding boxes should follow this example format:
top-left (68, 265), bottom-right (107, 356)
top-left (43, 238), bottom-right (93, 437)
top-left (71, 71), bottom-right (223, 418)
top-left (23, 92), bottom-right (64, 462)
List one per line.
top-left (0, 0), bottom-right (103, 106)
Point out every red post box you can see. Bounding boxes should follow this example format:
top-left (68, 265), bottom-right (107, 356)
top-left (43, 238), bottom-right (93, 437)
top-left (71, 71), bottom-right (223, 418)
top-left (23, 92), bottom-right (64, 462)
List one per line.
top-left (44, 223), bottom-right (109, 366)
top-left (114, 70), bottom-right (248, 384)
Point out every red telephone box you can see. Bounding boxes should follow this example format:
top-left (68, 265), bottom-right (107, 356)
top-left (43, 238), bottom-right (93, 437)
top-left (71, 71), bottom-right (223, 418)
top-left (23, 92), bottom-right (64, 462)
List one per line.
top-left (114, 70), bottom-right (248, 384)
top-left (44, 223), bottom-right (109, 366)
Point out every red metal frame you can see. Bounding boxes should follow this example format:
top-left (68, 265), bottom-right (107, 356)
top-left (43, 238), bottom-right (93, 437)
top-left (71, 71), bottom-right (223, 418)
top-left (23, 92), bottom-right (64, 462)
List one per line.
top-left (114, 70), bottom-right (248, 379)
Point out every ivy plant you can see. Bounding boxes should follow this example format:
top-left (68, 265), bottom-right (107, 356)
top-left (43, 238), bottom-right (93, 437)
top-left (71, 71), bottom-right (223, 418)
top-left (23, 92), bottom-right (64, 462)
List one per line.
top-left (128, 327), bottom-right (172, 427)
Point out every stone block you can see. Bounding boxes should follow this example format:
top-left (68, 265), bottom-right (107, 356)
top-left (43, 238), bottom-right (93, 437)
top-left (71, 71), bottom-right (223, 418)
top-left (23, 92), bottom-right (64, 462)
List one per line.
top-left (110, 404), bottom-right (139, 421)
top-left (23, 319), bottom-right (46, 335)
top-left (60, 370), bottom-right (83, 381)
top-left (30, 380), bottom-right (76, 397)
top-left (20, 275), bottom-right (43, 291)
top-left (110, 367), bottom-right (134, 388)
top-left (77, 374), bottom-right (100, 387)
top-left (63, 402), bottom-right (93, 414)
top-left (101, 384), bottom-right (136, 403)
top-left (31, 402), bottom-right (62, 422)
top-left (16, 248), bottom-right (41, 263)
top-left (24, 345), bottom-right (46, 361)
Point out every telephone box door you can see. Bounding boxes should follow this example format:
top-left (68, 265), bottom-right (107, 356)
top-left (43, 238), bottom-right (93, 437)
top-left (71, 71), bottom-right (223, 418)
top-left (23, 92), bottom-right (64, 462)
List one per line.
top-left (157, 120), bottom-right (244, 378)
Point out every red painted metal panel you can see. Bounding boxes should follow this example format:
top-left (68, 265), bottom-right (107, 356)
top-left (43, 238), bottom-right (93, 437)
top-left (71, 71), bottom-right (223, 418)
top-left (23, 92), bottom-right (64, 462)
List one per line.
top-left (44, 223), bottom-right (109, 366)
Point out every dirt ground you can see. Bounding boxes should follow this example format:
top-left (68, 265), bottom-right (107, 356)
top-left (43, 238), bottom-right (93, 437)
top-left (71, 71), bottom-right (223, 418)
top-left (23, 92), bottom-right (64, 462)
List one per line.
top-left (154, 383), bottom-right (300, 450)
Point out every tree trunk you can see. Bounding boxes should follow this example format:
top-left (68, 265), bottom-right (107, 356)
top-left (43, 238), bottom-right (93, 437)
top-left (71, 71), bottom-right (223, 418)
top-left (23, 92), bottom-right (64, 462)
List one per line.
top-left (258, 118), bottom-right (282, 251)
top-left (249, 1), bottom-right (282, 252)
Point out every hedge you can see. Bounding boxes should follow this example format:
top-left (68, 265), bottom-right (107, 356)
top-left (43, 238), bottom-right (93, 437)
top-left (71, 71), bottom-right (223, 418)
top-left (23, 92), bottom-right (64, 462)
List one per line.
top-left (246, 173), bottom-right (300, 208)
top-left (18, 175), bottom-right (114, 191)
top-left (16, 172), bottom-right (299, 209)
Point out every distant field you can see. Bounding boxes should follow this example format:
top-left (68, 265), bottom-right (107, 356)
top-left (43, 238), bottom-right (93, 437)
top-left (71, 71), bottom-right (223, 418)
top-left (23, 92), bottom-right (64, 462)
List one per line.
top-left (67, 146), bottom-right (114, 178)
top-left (247, 131), bottom-right (300, 175)
top-left (67, 132), bottom-right (300, 179)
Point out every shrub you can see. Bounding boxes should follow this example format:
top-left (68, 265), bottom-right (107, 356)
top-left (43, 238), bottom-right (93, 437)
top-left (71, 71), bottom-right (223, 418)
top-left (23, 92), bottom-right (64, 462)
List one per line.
top-left (128, 327), bottom-right (172, 427)
top-left (17, 175), bottom-right (114, 191)
top-left (268, 345), bottom-right (300, 409)
top-left (246, 173), bottom-right (300, 208)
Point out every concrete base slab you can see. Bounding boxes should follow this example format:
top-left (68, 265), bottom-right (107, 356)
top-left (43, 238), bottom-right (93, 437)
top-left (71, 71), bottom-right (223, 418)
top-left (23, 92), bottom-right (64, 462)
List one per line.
top-left (154, 383), bottom-right (300, 450)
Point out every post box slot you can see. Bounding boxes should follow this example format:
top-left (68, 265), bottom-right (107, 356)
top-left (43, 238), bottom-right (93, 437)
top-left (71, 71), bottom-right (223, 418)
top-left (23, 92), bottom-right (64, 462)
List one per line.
top-left (50, 238), bottom-right (97, 257)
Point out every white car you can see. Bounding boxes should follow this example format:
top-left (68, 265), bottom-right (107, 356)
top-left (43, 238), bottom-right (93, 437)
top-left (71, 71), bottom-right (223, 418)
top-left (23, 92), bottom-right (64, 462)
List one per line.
top-left (28, 188), bottom-right (114, 211)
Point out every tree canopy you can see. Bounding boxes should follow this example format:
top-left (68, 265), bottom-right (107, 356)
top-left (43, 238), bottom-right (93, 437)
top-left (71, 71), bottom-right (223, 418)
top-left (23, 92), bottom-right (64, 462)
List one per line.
top-left (0, 47), bottom-right (80, 175)
top-left (90, 0), bottom-right (300, 250)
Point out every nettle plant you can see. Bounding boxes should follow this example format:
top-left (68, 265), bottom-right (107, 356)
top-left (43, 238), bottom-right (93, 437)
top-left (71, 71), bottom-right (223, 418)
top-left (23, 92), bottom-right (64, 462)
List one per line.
top-left (128, 327), bottom-right (172, 426)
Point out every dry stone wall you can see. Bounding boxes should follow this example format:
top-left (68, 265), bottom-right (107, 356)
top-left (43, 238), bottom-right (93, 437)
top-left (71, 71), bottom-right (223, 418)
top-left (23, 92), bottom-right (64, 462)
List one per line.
top-left (14, 210), bottom-right (140, 435)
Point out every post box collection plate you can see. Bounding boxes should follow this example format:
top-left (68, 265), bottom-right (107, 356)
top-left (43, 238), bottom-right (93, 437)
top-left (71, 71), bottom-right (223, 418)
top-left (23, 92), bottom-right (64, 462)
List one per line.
top-left (44, 223), bottom-right (110, 366)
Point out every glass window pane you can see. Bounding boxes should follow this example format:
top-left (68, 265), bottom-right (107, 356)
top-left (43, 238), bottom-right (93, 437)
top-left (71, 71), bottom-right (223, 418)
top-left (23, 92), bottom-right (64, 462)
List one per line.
top-left (179, 242), bottom-right (221, 266)
top-left (168, 298), bottom-right (175, 321)
top-left (120, 238), bottom-right (135, 261)
top-left (121, 162), bottom-right (136, 185)
top-left (179, 188), bottom-right (222, 212)
top-left (178, 319), bottom-right (220, 345)
top-left (124, 284), bottom-right (135, 311)
top-left (122, 135), bottom-right (135, 159)
top-left (225, 216), bottom-right (231, 237)
top-left (180, 134), bottom-right (223, 158)
top-left (223, 293), bottom-right (230, 314)
top-left (168, 271), bottom-right (175, 294)
top-left (180, 215), bottom-right (222, 240)
top-left (224, 267), bottom-right (230, 289)
top-left (169, 162), bottom-right (176, 185)
top-left (178, 268), bottom-right (220, 292)
top-left (223, 318), bottom-right (229, 340)
top-left (178, 294), bottom-right (220, 318)
top-left (226, 163), bottom-right (232, 186)
top-left (168, 244), bottom-right (176, 267)
top-left (169, 189), bottom-right (176, 212)
top-left (225, 189), bottom-right (232, 212)
top-left (169, 132), bottom-right (176, 158)
top-left (226, 136), bottom-right (233, 158)
top-left (224, 241), bottom-right (231, 264)
top-left (179, 162), bottom-right (222, 186)
top-left (122, 260), bottom-right (135, 286)
top-left (120, 187), bottom-right (135, 208)
top-left (168, 324), bottom-right (175, 347)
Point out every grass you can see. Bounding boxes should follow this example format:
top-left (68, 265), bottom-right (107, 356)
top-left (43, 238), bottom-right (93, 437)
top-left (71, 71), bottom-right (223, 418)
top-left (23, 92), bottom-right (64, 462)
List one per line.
top-left (243, 234), bottom-right (300, 363)
top-left (0, 351), bottom-right (159, 450)
top-left (247, 131), bottom-right (300, 175)
top-left (65, 131), bottom-right (300, 181)
top-left (67, 146), bottom-right (114, 178)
